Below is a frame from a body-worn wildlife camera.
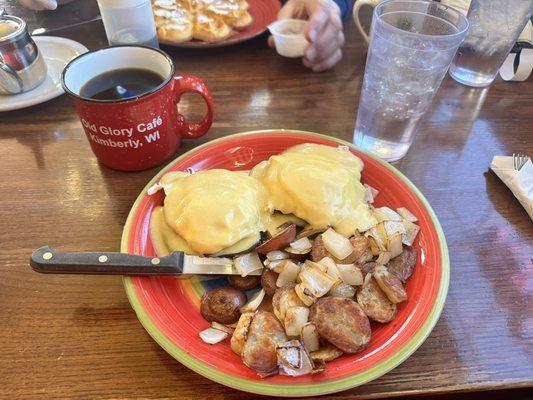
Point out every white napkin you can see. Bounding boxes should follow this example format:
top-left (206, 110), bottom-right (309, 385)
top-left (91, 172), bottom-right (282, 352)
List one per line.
top-left (490, 156), bottom-right (533, 220)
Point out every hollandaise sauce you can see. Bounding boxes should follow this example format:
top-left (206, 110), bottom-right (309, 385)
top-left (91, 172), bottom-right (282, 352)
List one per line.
top-left (251, 144), bottom-right (377, 237)
top-left (153, 169), bottom-right (269, 255)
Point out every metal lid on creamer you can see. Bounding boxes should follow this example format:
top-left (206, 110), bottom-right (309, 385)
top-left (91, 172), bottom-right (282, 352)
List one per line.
top-left (0, 15), bottom-right (26, 44)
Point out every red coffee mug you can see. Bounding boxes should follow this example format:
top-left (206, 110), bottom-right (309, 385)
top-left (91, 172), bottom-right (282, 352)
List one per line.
top-left (61, 45), bottom-right (214, 171)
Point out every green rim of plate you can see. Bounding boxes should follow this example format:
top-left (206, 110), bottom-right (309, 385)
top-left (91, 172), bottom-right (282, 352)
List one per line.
top-left (121, 129), bottom-right (450, 397)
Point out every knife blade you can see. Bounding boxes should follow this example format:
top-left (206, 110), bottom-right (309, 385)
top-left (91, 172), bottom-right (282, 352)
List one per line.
top-left (30, 246), bottom-right (262, 276)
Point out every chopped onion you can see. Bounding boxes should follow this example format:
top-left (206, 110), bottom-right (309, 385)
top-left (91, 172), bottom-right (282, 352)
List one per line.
top-left (383, 220), bottom-right (406, 237)
top-left (299, 263), bottom-right (337, 298)
top-left (301, 323), bottom-right (320, 352)
top-left (318, 257), bottom-right (341, 280)
top-left (240, 289), bottom-right (265, 313)
top-left (284, 306), bottom-right (309, 337)
top-left (363, 184), bottom-right (377, 203)
top-left (267, 259), bottom-right (286, 273)
top-left (388, 232), bottom-right (403, 259)
top-left (234, 252), bottom-right (263, 277)
top-left (266, 250), bottom-right (290, 261)
top-left (277, 340), bottom-right (314, 377)
top-left (199, 327), bottom-right (228, 344)
top-left (289, 237), bottom-right (313, 252)
top-left (373, 207), bottom-right (403, 223)
top-left (337, 264), bottom-right (363, 286)
top-left (397, 207), bottom-right (418, 222)
top-left (276, 261), bottom-right (301, 287)
top-left (375, 251), bottom-right (391, 266)
top-left (211, 321), bottom-right (235, 335)
top-left (366, 226), bottom-right (388, 253)
top-left (295, 283), bottom-right (317, 307)
top-left (321, 228), bottom-right (353, 260)
top-left (367, 236), bottom-right (381, 256)
top-left (402, 218), bottom-right (420, 246)
top-left (305, 260), bottom-right (327, 273)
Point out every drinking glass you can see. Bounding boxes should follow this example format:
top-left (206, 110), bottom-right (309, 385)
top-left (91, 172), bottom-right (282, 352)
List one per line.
top-left (449, 0), bottom-right (533, 88)
top-left (353, 0), bottom-right (468, 162)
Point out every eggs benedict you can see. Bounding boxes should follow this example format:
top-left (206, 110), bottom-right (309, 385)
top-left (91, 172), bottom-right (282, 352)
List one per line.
top-left (150, 169), bottom-right (269, 256)
top-left (251, 143), bottom-right (376, 237)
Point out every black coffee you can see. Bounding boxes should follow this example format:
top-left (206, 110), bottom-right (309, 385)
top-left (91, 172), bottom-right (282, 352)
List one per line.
top-left (80, 68), bottom-right (164, 100)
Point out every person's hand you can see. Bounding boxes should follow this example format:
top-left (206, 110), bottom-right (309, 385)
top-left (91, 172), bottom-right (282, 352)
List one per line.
top-left (17, 0), bottom-right (58, 10)
top-left (268, 0), bottom-right (344, 72)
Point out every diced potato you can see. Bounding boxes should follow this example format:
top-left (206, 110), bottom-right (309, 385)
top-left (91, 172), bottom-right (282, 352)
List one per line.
top-left (321, 228), bottom-right (353, 260)
top-left (310, 342), bottom-right (344, 363)
top-left (231, 312), bottom-right (255, 355)
top-left (284, 306), bottom-right (309, 337)
top-left (373, 265), bottom-right (408, 303)
top-left (301, 323), bottom-right (320, 352)
top-left (277, 340), bottom-right (314, 376)
top-left (337, 264), bottom-right (363, 286)
top-left (276, 261), bottom-right (301, 287)
top-left (329, 282), bottom-right (356, 298)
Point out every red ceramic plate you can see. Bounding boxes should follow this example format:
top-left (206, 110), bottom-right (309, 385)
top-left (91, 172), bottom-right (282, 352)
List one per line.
top-left (122, 130), bottom-right (449, 396)
top-left (158, 0), bottom-right (281, 48)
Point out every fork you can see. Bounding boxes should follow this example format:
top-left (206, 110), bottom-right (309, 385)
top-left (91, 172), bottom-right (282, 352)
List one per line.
top-left (512, 153), bottom-right (530, 171)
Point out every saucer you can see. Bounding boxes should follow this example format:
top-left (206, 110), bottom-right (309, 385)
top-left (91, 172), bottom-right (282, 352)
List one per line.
top-left (0, 36), bottom-right (88, 112)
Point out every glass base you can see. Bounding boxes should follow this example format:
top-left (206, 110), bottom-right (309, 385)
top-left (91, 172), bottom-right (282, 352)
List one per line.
top-left (353, 132), bottom-right (411, 162)
top-left (449, 66), bottom-right (495, 88)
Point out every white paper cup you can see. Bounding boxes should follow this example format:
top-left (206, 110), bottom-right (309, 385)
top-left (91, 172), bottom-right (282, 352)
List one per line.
top-left (268, 19), bottom-right (309, 58)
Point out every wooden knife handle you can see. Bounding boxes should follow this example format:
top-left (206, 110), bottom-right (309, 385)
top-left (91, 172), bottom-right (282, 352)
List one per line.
top-left (29, 246), bottom-right (184, 276)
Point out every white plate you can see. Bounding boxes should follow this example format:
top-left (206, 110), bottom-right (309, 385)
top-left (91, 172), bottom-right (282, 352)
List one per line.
top-left (0, 36), bottom-right (88, 112)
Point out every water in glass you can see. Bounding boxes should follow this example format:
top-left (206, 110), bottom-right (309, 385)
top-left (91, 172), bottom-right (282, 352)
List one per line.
top-left (449, 0), bottom-right (533, 87)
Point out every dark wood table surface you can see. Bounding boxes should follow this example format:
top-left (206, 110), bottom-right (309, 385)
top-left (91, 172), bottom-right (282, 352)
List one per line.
top-left (1, 1), bottom-right (532, 399)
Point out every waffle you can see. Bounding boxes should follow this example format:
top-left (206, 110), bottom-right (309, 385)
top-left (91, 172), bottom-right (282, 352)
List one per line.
top-left (152, 0), bottom-right (253, 43)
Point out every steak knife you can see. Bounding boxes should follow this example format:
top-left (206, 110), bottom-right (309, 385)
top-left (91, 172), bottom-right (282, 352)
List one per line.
top-left (30, 246), bottom-right (262, 276)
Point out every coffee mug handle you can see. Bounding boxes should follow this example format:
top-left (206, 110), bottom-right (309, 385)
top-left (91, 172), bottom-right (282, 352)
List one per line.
top-left (353, 0), bottom-right (378, 43)
top-left (172, 74), bottom-right (214, 139)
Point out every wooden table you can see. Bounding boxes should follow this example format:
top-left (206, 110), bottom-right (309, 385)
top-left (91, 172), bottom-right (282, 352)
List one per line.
top-left (1, 2), bottom-right (532, 399)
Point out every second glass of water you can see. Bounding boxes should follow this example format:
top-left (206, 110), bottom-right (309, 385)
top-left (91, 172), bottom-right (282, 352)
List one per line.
top-left (354, 0), bottom-right (468, 162)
